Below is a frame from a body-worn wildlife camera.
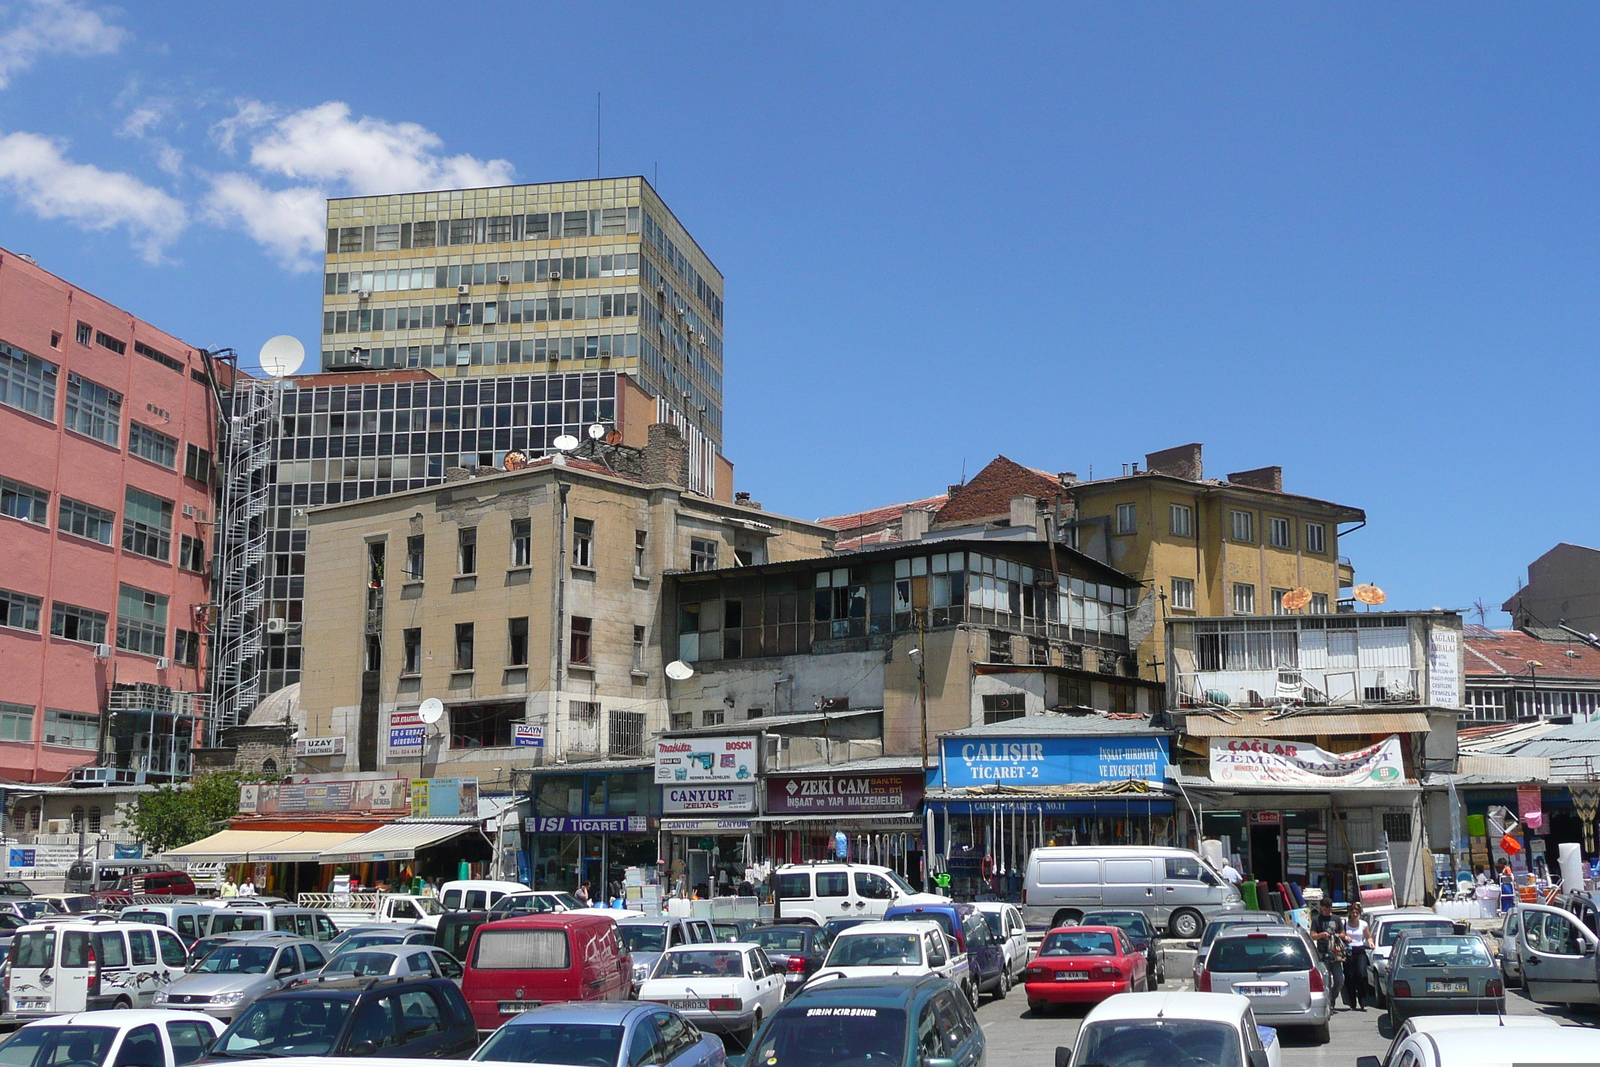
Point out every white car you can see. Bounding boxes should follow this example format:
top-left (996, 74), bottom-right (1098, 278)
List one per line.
top-left (804, 921), bottom-right (968, 990)
top-left (1359, 1025), bottom-right (1600, 1067)
top-left (638, 943), bottom-right (785, 1043)
top-left (1371, 1016), bottom-right (1561, 1067)
top-left (1064, 991), bottom-right (1281, 1067)
top-left (0, 1010), bottom-right (225, 1067)
top-left (973, 902), bottom-right (1029, 980)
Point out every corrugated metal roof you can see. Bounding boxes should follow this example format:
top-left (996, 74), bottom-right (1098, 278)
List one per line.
top-left (1180, 710), bottom-right (1431, 737)
top-left (942, 714), bottom-right (1167, 738)
top-left (1489, 717), bottom-right (1600, 758)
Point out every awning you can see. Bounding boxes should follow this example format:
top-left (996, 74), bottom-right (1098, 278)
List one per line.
top-left (247, 831), bottom-right (366, 862)
top-left (1180, 710), bottom-right (1431, 737)
top-left (754, 813), bottom-right (921, 823)
top-left (318, 822), bottom-right (477, 863)
top-left (164, 829), bottom-right (301, 862)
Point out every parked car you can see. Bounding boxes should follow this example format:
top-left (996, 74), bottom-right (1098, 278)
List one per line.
top-left (315, 946), bottom-right (463, 983)
top-left (487, 891), bottom-right (585, 918)
top-left (1370, 1014), bottom-right (1562, 1067)
top-left (186, 932), bottom-right (302, 971)
top-left (64, 859), bottom-right (173, 896)
top-left (154, 934), bottom-right (327, 1023)
top-left (208, 905), bottom-right (339, 943)
top-left (1023, 845), bottom-right (1243, 939)
top-left (972, 902), bottom-right (1029, 983)
top-left (637, 943), bottom-right (785, 1044)
top-left (770, 863), bottom-right (944, 926)
top-left (6, 919), bottom-right (190, 1017)
top-left (93, 870), bottom-right (198, 904)
top-left (0, 913), bottom-right (27, 954)
top-left (34, 894), bottom-right (100, 916)
top-left (472, 1000), bottom-right (726, 1067)
top-left (1022, 926), bottom-right (1148, 1013)
top-left (616, 916), bottom-right (715, 991)
top-left (1370, 913), bottom-right (1461, 1006)
top-left (1081, 909), bottom-right (1166, 985)
top-left (1356, 1025), bottom-right (1600, 1067)
top-left (1382, 933), bottom-right (1505, 1024)
top-left (1063, 991), bottom-right (1279, 1067)
top-left (747, 974), bottom-right (984, 1067)
top-left (8, 901), bottom-right (52, 922)
top-left (1498, 902), bottom-right (1599, 1007)
top-left (745, 924), bottom-right (830, 996)
top-left (817, 917), bottom-right (874, 950)
top-left (711, 920), bottom-right (762, 943)
top-left (326, 925), bottom-right (435, 957)
top-left (0, 881), bottom-right (33, 899)
top-left (121, 904), bottom-right (218, 947)
top-left (434, 911), bottom-right (487, 963)
top-left (0, 1010), bottom-right (225, 1067)
top-left (201, 973), bottom-right (477, 1059)
top-left (1193, 915), bottom-right (1291, 983)
top-left (1197, 928), bottom-right (1331, 1043)
top-left (460, 914), bottom-right (631, 1032)
top-left (805, 921), bottom-right (966, 994)
top-left (883, 901), bottom-right (1006, 1003)
top-left (439, 880), bottom-right (529, 912)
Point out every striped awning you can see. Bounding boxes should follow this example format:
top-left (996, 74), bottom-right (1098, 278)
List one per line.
top-left (1180, 710), bottom-right (1431, 737)
top-left (318, 822), bottom-right (476, 863)
top-left (163, 829), bottom-right (363, 862)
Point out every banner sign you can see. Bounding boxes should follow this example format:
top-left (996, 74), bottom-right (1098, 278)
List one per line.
top-left (389, 709), bottom-right (424, 755)
top-left (766, 772), bottom-right (925, 815)
top-left (663, 784), bottom-right (756, 814)
top-left (654, 736), bottom-right (758, 784)
top-left (8, 849), bottom-right (34, 869)
top-left (938, 736), bottom-right (1168, 788)
top-left (527, 816), bottom-right (648, 834)
top-left (1428, 628), bottom-right (1462, 708)
top-left (1518, 785), bottom-right (1544, 832)
top-left (660, 818), bottom-right (753, 832)
top-left (1209, 735), bottom-right (1404, 787)
top-left (515, 724), bottom-right (543, 748)
top-left (295, 736), bottom-right (346, 757)
top-left (240, 778), bottom-right (405, 814)
top-left (410, 777), bottom-right (479, 819)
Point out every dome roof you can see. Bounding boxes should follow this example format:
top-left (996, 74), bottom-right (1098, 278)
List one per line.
top-left (245, 682), bottom-right (302, 727)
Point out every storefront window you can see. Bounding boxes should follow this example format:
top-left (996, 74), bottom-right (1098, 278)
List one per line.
top-left (536, 776), bottom-right (584, 816)
top-left (607, 774), bottom-right (642, 815)
top-left (588, 777), bottom-right (608, 815)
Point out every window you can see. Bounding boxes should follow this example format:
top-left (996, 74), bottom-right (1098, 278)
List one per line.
top-left (1230, 510), bottom-right (1254, 542)
top-left (43, 710), bottom-right (98, 749)
top-left (702, 708), bottom-right (724, 727)
top-left (572, 518), bottom-right (593, 568)
top-left (632, 624), bottom-right (646, 670)
top-left (128, 423), bottom-right (177, 468)
top-left (510, 518), bottom-right (530, 568)
top-left (93, 330), bottom-right (125, 355)
top-left (454, 622), bottom-right (474, 670)
top-left (1382, 812), bottom-right (1413, 843)
top-left (1311, 592), bottom-right (1329, 614)
top-left (1170, 504), bottom-right (1194, 537)
top-left (670, 711), bottom-right (692, 730)
top-left (51, 602), bottom-right (107, 644)
top-left (1, 588), bottom-right (41, 631)
top-left (76, 322), bottom-right (92, 345)
top-left (115, 585), bottom-right (167, 657)
top-left (634, 530), bottom-right (647, 576)
top-left (570, 616), bottom-right (592, 665)
top-left (183, 444), bottom-right (213, 484)
top-left (1268, 588), bottom-right (1290, 614)
top-left (1115, 503), bottom-right (1137, 535)
top-left (981, 693), bottom-right (1026, 724)
top-left (1171, 577), bottom-right (1195, 611)
top-left (87, 806), bottom-right (101, 832)
top-left (0, 702), bottom-right (33, 742)
top-left (64, 373), bottom-right (121, 445)
top-left (0, 341), bottom-right (58, 421)
top-left (816, 872), bottom-right (849, 897)
top-left (122, 487), bottom-right (173, 561)
top-left (1305, 522), bottom-right (1327, 554)
top-left (570, 701), bottom-right (600, 729)
top-left (60, 497), bottom-right (115, 544)
top-left (457, 527), bottom-right (477, 574)
top-left (173, 628), bottom-right (200, 667)
top-left (1269, 517), bottom-right (1291, 548)
top-left (449, 700), bottom-right (520, 749)
top-left (610, 710), bottom-right (645, 757)
top-left (402, 628), bottom-right (421, 674)
top-left (689, 537), bottom-right (718, 572)
top-left (0, 477), bottom-right (48, 525)
top-left (405, 535), bottom-right (424, 579)
top-left (989, 630), bottom-right (1012, 664)
top-left (1232, 583), bottom-right (1256, 615)
top-left (178, 534), bottom-right (205, 573)
top-left (508, 617), bottom-right (528, 666)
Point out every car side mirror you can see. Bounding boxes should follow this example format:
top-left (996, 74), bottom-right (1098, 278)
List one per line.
top-left (349, 1040), bottom-right (379, 1057)
top-left (1055, 1047), bottom-right (1073, 1067)
top-left (1356, 1057), bottom-right (1381, 1067)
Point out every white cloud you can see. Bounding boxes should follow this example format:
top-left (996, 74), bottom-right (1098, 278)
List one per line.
top-left (154, 142), bottom-right (181, 176)
top-left (117, 103), bottom-right (167, 139)
top-left (0, 130), bottom-right (185, 261)
top-left (202, 173), bottom-right (324, 271)
top-left (0, 0), bottom-right (123, 89)
top-left (210, 97), bottom-right (277, 154)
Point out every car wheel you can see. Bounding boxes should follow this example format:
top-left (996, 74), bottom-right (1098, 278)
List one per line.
top-left (965, 979), bottom-right (980, 1010)
top-left (1051, 910), bottom-right (1082, 928)
top-left (1029, 998), bottom-right (1049, 1016)
top-left (1168, 909), bottom-right (1203, 940)
top-left (1311, 1023), bottom-right (1330, 1045)
top-left (1501, 961), bottom-right (1520, 989)
top-left (995, 969), bottom-right (1010, 999)
top-left (113, 997), bottom-right (132, 1010)
top-left (744, 1009), bottom-right (762, 1048)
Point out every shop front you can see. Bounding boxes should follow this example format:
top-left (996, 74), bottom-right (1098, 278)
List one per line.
top-left (527, 763), bottom-right (658, 895)
top-left (760, 763), bottom-right (925, 880)
top-left (654, 736), bottom-right (761, 896)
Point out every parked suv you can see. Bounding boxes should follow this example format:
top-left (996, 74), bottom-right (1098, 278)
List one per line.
top-left (5, 918), bottom-right (189, 1018)
top-left (202, 974), bottom-right (477, 1060)
top-left (771, 863), bottom-right (944, 926)
top-left (156, 933), bottom-right (328, 1023)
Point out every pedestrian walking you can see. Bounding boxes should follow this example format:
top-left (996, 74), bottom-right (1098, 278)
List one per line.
top-left (1307, 898), bottom-right (1346, 1009)
top-left (1342, 901), bottom-right (1372, 1010)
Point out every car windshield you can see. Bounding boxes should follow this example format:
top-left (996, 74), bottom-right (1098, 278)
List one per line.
top-left (618, 926), bottom-right (667, 953)
top-left (474, 1022), bottom-right (624, 1066)
top-left (14, 903), bottom-right (49, 920)
top-left (1380, 921), bottom-right (1454, 948)
top-left (494, 895), bottom-right (560, 917)
top-left (655, 950), bottom-right (745, 978)
top-left (751, 1007), bottom-right (907, 1067)
top-left (750, 928), bottom-right (812, 952)
top-left (0, 1026), bottom-right (118, 1067)
top-left (322, 952), bottom-right (396, 976)
top-left (1074, 1019), bottom-right (1243, 1067)
top-left (1208, 936), bottom-right (1311, 973)
top-left (885, 912), bottom-right (952, 937)
top-left (824, 934), bottom-right (922, 968)
top-left (194, 945), bottom-right (277, 975)
top-left (549, 893), bottom-right (583, 910)
top-left (335, 934), bottom-right (403, 953)
top-left (1394, 936), bottom-right (1493, 968)
top-left (981, 913), bottom-right (1004, 938)
top-left (1041, 931), bottom-right (1118, 956)
top-left (212, 997), bottom-right (353, 1058)
top-left (711, 925), bottom-right (744, 943)
top-left (1083, 914), bottom-right (1149, 937)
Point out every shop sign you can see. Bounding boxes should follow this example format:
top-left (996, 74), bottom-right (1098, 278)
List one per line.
top-left (7, 849), bottom-right (34, 869)
top-left (410, 777), bottom-right (479, 819)
top-left (1248, 811), bottom-right (1282, 825)
top-left (654, 736), bottom-right (758, 784)
top-left (663, 784), bottom-right (756, 814)
top-left (1208, 735), bottom-right (1404, 787)
top-left (239, 778), bottom-right (406, 814)
top-left (389, 709), bottom-right (424, 755)
top-left (1428, 628), bottom-right (1461, 708)
top-left (766, 772), bottom-right (924, 815)
top-left (938, 735), bottom-right (1168, 788)
top-left (660, 818), bottom-right (753, 832)
top-left (515, 724), bottom-right (543, 747)
top-left (294, 736), bottom-right (346, 757)
top-left (528, 816), bottom-right (648, 834)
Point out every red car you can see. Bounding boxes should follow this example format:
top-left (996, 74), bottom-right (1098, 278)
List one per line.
top-left (91, 869), bottom-right (197, 905)
top-left (1022, 925), bottom-right (1149, 1013)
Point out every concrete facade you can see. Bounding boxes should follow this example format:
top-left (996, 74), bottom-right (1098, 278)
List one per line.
top-left (1502, 542), bottom-right (1600, 636)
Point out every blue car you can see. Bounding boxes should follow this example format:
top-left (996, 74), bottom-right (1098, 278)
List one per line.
top-left (743, 974), bottom-right (984, 1067)
top-left (474, 1000), bottom-right (727, 1067)
top-left (883, 902), bottom-right (1007, 1006)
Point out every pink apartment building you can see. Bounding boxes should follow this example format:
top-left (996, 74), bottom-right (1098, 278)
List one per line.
top-left (0, 248), bottom-right (222, 784)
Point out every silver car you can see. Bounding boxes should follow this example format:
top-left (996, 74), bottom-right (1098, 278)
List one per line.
top-left (615, 916), bottom-right (709, 990)
top-left (316, 945), bottom-right (463, 983)
top-left (153, 934), bottom-right (327, 1022)
top-left (1199, 928), bottom-right (1332, 1043)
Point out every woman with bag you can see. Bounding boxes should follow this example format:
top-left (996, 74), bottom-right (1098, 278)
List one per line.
top-left (1342, 901), bottom-right (1372, 1010)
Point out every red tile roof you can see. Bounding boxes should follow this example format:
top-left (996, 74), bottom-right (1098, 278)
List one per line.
top-left (934, 456), bottom-right (1066, 525)
top-left (1463, 629), bottom-right (1600, 680)
top-left (817, 495), bottom-right (949, 533)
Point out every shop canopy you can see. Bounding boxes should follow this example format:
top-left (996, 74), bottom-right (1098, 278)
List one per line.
top-left (1181, 710), bottom-right (1431, 737)
top-left (164, 828), bottom-right (365, 863)
top-left (317, 821), bottom-right (477, 864)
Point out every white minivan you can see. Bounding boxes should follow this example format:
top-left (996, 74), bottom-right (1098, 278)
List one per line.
top-left (438, 879), bottom-right (529, 911)
top-left (6, 919), bottom-right (189, 1017)
top-left (1023, 845), bottom-right (1243, 938)
top-left (771, 863), bottom-right (946, 925)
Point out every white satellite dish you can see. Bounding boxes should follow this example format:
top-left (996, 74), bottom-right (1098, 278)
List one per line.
top-left (552, 434), bottom-right (580, 452)
top-left (587, 423), bottom-right (607, 440)
top-left (665, 660), bottom-right (695, 681)
top-left (258, 335), bottom-right (305, 378)
top-left (418, 698), bottom-right (445, 725)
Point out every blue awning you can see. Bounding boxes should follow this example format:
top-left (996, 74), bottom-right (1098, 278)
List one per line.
top-left (930, 798), bottom-right (1174, 816)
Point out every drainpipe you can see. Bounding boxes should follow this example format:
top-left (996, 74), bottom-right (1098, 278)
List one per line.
top-left (551, 481), bottom-right (570, 760)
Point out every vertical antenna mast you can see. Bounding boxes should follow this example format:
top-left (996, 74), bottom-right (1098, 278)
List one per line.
top-left (596, 92), bottom-right (602, 178)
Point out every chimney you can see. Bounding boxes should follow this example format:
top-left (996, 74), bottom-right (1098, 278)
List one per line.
top-left (1009, 494), bottom-right (1038, 532)
top-left (1227, 466), bottom-right (1283, 492)
top-left (734, 491), bottom-right (762, 510)
top-left (1144, 443), bottom-right (1203, 482)
top-left (947, 484), bottom-right (965, 497)
top-left (1059, 472), bottom-right (1077, 484)
top-left (899, 506), bottom-right (932, 541)
top-left (642, 423), bottom-right (690, 488)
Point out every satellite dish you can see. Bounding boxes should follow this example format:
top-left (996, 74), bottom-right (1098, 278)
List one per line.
top-left (1281, 587), bottom-right (1313, 611)
top-left (1353, 584), bottom-right (1387, 606)
top-left (665, 660), bottom-right (695, 681)
top-left (587, 423), bottom-right (608, 440)
top-left (258, 335), bottom-right (305, 378)
top-left (552, 434), bottom-right (580, 452)
top-left (418, 698), bottom-right (445, 725)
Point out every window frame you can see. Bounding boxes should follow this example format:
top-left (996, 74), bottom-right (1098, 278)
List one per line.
top-left (454, 622), bottom-right (474, 671)
top-left (1115, 502), bottom-right (1138, 535)
top-left (1268, 516), bottom-right (1292, 548)
top-left (114, 584), bottom-right (168, 658)
top-left (122, 486), bottom-right (174, 562)
top-left (1170, 576), bottom-right (1195, 611)
top-left (0, 477), bottom-right (49, 526)
top-left (1305, 522), bottom-right (1327, 554)
top-left (1230, 509), bottom-right (1255, 543)
top-left (511, 518), bottom-right (531, 569)
top-left (63, 372), bottom-right (122, 446)
top-left (457, 527), bottom-right (477, 576)
top-left (128, 422), bottom-right (178, 469)
top-left (1232, 582), bottom-right (1256, 616)
top-left (572, 518), bottom-right (594, 569)
top-left (508, 617), bottom-right (529, 666)
top-left (1169, 503), bottom-right (1194, 537)
top-left (570, 616), bottom-right (593, 665)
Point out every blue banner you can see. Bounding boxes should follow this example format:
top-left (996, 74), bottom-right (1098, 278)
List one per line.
top-left (527, 816), bottom-right (649, 834)
top-left (937, 735), bottom-right (1168, 788)
top-left (113, 843), bottom-right (144, 859)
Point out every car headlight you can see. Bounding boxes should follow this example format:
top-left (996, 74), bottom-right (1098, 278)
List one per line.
top-left (210, 990), bottom-right (248, 1006)
top-left (152, 991), bottom-right (169, 1005)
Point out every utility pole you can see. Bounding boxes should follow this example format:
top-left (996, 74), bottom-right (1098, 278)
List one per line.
top-left (915, 609), bottom-right (929, 770)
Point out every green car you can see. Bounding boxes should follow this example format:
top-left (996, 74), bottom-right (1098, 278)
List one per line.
top-left (738, 973), bottom-right (984, 1067)
top-left (1383, 933), bottom-right (1504, 1024)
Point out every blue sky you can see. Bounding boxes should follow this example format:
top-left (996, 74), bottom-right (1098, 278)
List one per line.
top-left (0, 2), bottom-right (1594, 623)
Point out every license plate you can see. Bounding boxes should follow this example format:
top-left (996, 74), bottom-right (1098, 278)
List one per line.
top-left (1236, 984), bottom-right (1286, 997)
top-left (13, 998), bottom-right (48, 1010)
top-left (677, 999), bottom-right (708, 1010)
top-left (1057, 972), bottom-right (1087, 981)
top-left (499, 1001), bottom-right (541, 1014)
top-left (1425, 980), bottom-right (1469, 994)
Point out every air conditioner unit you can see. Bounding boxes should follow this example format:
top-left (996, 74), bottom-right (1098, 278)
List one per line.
top-left (156, 657), bottom-right (171, 670)
top-left (45, 820), bottom-right (72, 835)
top-left (182, 504), bottom-right (195, 518)
top-left (675, 306), bottom-right (686, 318)
top-left (548, 271), bottom-right (562, 282)
top-left (656, 284), bottom-right (666, 297)
top-left (93, 643), bottom-right (111, 659)
top-left (358, 290), bottom-right (372, 300)
top-left (265, 618), bottom-right (287, 634)
top-left (457, 284), bottom-right (471, 295)
top-left (353, 350), bottom-right (372, 366)
top-left (547, 350), bottom-right (560, 361)
top-left (497, 274), bottom-right (510, 284)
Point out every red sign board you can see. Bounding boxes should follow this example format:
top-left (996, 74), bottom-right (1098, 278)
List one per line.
top-left (765, 772), bottom-right (924, 815)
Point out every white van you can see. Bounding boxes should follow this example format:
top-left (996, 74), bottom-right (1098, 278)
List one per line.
top-left (1023, 845), bottom-right (1243, 938)
top-left (207, 904), bottom-right (339, 942)
top-left (771, 863), bottom-right (946, 925)
top-left (439, 879), bottom-right (528, 911)
top-left (63, 859), bottom-right (173, 895)
top-left (6, 919), bottom-right (189, 1017)
top-left (120, 903), bottom-right (219, 945)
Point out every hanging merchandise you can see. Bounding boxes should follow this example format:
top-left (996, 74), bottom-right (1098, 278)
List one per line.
top-left (1500, 833), bottom-right (1523, 856)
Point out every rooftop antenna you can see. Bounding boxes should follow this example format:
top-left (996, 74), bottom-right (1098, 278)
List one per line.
top-left (552, 433), bottom-right (580, 452)
top-left (257, 335), bottom-right (304, 378)
top-left (1473, 599), bottom-right (1489, 627)
top-left (596, 92), bottom-right (601, 178)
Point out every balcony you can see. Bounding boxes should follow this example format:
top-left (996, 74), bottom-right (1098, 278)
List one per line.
top-left (1337, 556), bottom-right (1355, 589)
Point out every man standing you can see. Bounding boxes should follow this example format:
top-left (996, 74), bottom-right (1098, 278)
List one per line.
top-left (1307, 898), bottom-right (1346, 1008)
top-left (1221, 859), bottom-right (1243, 887)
